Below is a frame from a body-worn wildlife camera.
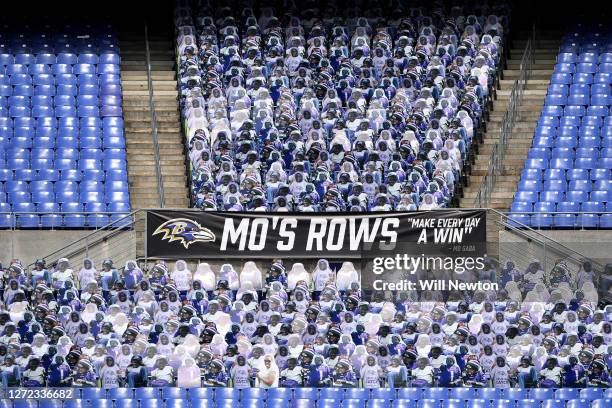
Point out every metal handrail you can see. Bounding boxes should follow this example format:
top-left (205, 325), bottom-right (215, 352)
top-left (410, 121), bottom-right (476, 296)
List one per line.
top-left (144, 23), bottom-right (166, 208)
top-left (24, 210), bottom-right (140, 269)
top-left (474, 25), bottom-right (536, 207)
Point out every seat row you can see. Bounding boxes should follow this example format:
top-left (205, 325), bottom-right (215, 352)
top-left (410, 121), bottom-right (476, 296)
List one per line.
top-left (0, 136), bottom-right (125, 149)
top-left (509, 213), bottom-right (612, 229)
top-left (0, 53), bottom-right (120, 65)
top-left (0, 168), bottom-right (126, 182)
top-left (0, 158), bottom-right (127, 170)
top-left (0, 190), bottom-right (129, 204)
top-left (1, 148), bottom-right (126, 160)
top-left (521, 168), bottom-right (611, 181)
top-left (544, 94), bottom-right (611, 105)
top-left (546, 83), bottom-right (611, 96)
top-left (0, 116), bottom-right (122, 127)
top-left (0, 179), bottom-right (128, 192)
top-left (517, 179), bottom-right (612, 193)
top-left (538, 115), bottom-right (611, 127)
top-left (527, 147), bottom-right (612, 159)
top-left (538, 104), bottom-right (609, 116)
top-left (0, 212), bottom-right (132, 229)
top-left (553, 62), bottom-right (612, 74)
top-left (7, 399), bottom-right (612, 408)
top-left (557, 52), bottom-right (612, 63)
top-left (0, 95), bottom-right (122, 106)
top-left (549, 72), bottom-right (611, 84)
top-left (515, 190), bottom-right (612, 203)
top-left (0, 64), bottom-right (120, 75)
top-left (524, 157), bottom-right (612, 169)
top-left (0, 105), bottom-right (122, 117)
top-left (68, 387), bottom-right (612, 402)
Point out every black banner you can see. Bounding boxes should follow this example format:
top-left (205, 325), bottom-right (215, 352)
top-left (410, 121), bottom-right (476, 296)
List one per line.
top-left (145, 210), bottom-right (487, 260)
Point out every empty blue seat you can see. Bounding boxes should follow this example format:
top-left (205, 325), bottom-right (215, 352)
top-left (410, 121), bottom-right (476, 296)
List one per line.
top-left (442, 400), bottom-right (464, 408)
top-left (541, 401), bottom-right (565, 408)
top-left (588, 105), bottom-right (609, 116)
top-left (555, 389), bottom-right (580, 401)
top-left (418, 400), bottom-right (440, 408)
top-left (450, 389), bottom-right (478, 400)
top-left (577, 213), bottom-right (600, 228)
top-left (566, 400), bottom-right (591, 408)
top-left (114, 400), bottom-right (136, 408)
top-left (266, 388), bottom-right (292, 400)
top-left (189, 400), bottom-right (213, 408)
top-left (108, 388), bottom-right (134, 399)
top-left (320, 388), bottom-right (343, 400)
top-left (591, 169), bottom-right (610, 181)
top-left (579, 389), bottom-right (604, 401)
top-left (293, 388), bottom-right (317, 400)
top-left (134, 388), bottom-right (159, 400)
top-left (343, 400), bottom-right (366, 408)
top-left (187, 388), bottom-right (214, 400)
top-left (396, 401), bottom-right (417, 408)
top-left (13, 401), bottom-right (38, 408)
top-left (551, 73), bottom-right (572, 84)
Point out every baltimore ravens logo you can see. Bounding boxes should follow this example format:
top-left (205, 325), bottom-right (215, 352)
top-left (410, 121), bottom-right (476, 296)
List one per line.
top-left (153, 218), bottom-right (216, 249)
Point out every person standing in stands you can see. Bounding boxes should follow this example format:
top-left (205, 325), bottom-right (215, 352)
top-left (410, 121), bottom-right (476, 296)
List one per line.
top-left (256, 355), bottom-right (279, 388)
top-left (489, 356), bottom-right (512, 388)
top-left (99, 356), bottom-right (121, 388)
top-left (231, 355), bottom-right (252, 388)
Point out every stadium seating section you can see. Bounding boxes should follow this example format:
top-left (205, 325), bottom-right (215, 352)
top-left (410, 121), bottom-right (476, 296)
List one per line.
top-left (0, 26), bottom-right (130, 229)
top-left (175, 1), bottom-right (507, 211)
top-left (511, 25), bottom-right (612, 229)
top-left (3, 387), bottom-right (612, 408)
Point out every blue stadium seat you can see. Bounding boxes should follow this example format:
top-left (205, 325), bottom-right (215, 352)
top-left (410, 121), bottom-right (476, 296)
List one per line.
top-left (579, 389), bottom-right (604, 401)
top-left (516, 400), bottom-right (539, 408)
top-left (541, 401), bottom-right (565, 408)
top-left (343, 400), bottom-right (366, 408)
top-left (369, 400), bottom-right (392, 408)
top-left (14, 401), bottom-right (39, 408)
top-left (442, 400), bottom-right (465, 408)
top-left (81, 389), bottom-right (107, 399)
top-left (290, 400), bottom-right (312, 408)
top-left (590, 400), bottom-right (610, 408)
top-left (396, 401), bottom-right (417, 408)
top-left (531, 389), bottom-right (554, 401)
top-left (293, 388), bottom-right (317, 400)
top-left (566, 400), bottom-right (590, 408)
top-left (114, 400), bottom-right (137, 408)
top-left (189, 400), bottom-right (213, 408)
top-left (134, 388), bottom-right (159, 400)
top-left (187, 388), bottom-right (214, 400)
top-left (165, 399), bottom-right (187, 408)
top-left (418, 400), bottom-right (440, 408)
top-left (320, 388), bottom-right (343, 400)
top-left (505, 389), bottom-right (528, 401)
top-left (215, 388), bottom-right (240, 400)
top-left (108, 388), bottom-right (134, 399)
top-left (466, 401), bottom-right (488, 408)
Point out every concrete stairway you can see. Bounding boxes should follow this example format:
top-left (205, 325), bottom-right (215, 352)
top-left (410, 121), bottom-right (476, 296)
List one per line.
top-left (120, 30), bottom-right (189, 257)
top-left (120, 32), bottom-right (189, 210)
top-left (461, 31), bottom-right (562, 211)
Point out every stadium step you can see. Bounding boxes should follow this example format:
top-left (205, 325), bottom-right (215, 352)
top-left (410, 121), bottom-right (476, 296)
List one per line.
top-left (460, 31), bottom-right (562, 218)
top-left (120, 30), bottom-right (190, 230)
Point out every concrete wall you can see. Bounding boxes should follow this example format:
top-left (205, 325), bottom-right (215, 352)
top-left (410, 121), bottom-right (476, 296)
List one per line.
top-left (0, 230), bottom-right (137, 267)
top-left (499, 229), bottom-right (612, 267)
